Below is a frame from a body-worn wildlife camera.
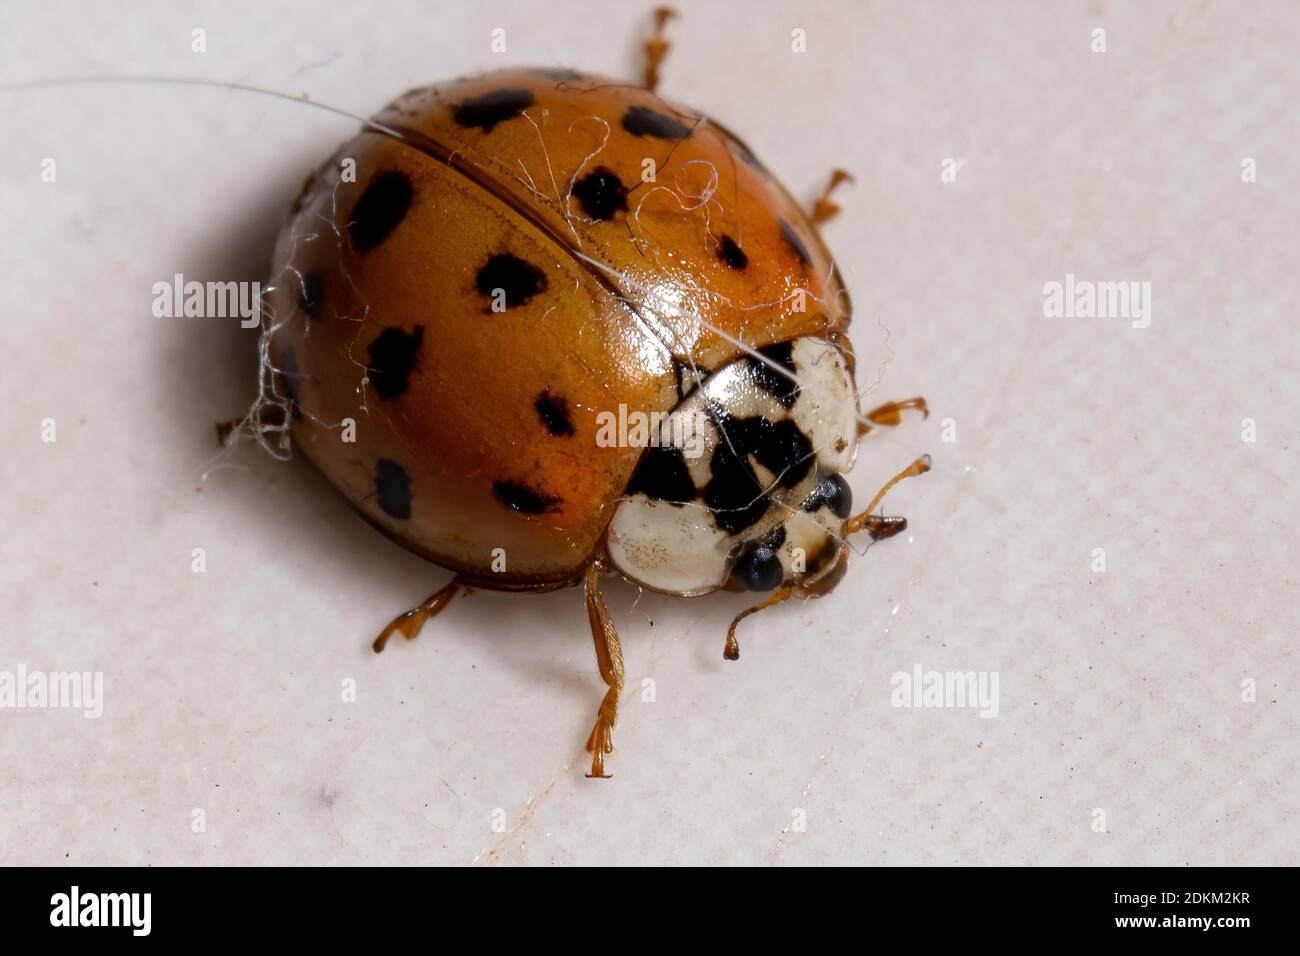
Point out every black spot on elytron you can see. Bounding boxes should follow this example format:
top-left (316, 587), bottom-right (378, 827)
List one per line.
top-left (748, 340), bottom-right (799, 409)
top-left (779, 219), bottom-right (812, 266)
top-left (731, 526), bottom-right (787, 592)
top-left (621, 105), bottom-right (693, 140)
top-left (803, 473), bottom-right (853, 519)
top-left (349, 171), bottom-right (413, 253)
top-left (704, 414), bottom-right (815, 534)
top-left (367, 326), bottom-right (424, 400)
top-left (298, 271), bottom-right (324, 318)
top-left (277, 346), bottom-right (303, 421)
top-left (492, 480), bottom-right (561, 515)
top-left (626, 446), bottom-right (697, 504)
top-left (717, 234), bottom-right (749, 270)
top-left (534, 390), bottom-right (575, 437)
top-left (452, 88), bottom-right (535, 132)
top-left (533, 67), bottom-right (586, 81)
top-left (476, 253), bottom-right (548, 309)
top-left (375, 459), bottom-right (412, 520)
top-left (571, 167), bottom-right (629, 221)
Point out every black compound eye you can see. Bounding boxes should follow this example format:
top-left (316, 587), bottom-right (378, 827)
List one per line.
top-left (805, 473), bottom-right (853, 519)
top-left (732, 541), bottom-right (785, 592)
top-left (823, 473), bottom-right (853, 519)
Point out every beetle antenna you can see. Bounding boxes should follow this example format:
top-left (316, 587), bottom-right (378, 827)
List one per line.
top-left (0, 75), bottom-right (409, 140)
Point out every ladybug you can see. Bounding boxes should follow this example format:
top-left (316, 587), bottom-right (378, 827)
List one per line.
top-left (242, 8), bottom-right (929, 777)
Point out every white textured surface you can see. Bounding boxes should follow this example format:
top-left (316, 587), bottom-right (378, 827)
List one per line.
top-left (1, 0), bottom-right (1296, 866)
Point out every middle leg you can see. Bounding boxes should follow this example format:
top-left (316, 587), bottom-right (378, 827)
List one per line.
top-left (583, 564), bottom-right (625, 778)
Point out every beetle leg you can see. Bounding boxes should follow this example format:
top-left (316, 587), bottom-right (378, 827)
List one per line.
top-left (583, 565), bottom-right (625, 778)
top-left (866, 396), bottom-right (929, 427)
top-left (372, 577), bottom-right (462, 653)
top-left (642, 6), bottom-right (676, 92)
top-left (844, 456), bottom-right (932, 537)
top-left (723, 585), bottom-right (794, 661)
top-left (810, 169), bottom-right (856, 225)
top-left (856, 396), bottom-right (929, 436)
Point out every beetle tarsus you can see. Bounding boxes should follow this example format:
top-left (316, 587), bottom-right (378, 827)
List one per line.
top-left (585, 687), bottom-right (619, 779)
top-left (642, 7), bottom-right (677, 92)
top-left (811, 169), bottom-right (856, 225)
top-left (372, 577), bottom-right (462, 653)
top-left (857, 396), bottom-right (929, 436)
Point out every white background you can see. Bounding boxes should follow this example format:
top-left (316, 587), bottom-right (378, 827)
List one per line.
top-left (1, 0), bottom-right (1296, 865)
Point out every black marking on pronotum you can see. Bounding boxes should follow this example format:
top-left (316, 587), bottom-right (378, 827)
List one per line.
top-left (747, 341), bottom-right (800, 409)
top-left (742, 418), bottom-right (815, 488)
top-left (349, 171), bottom-right (413, 253)
top-left (626, 446), bottom-right (697, 504)
top-left (703, 430), bottom-right (769, 534)
top-left (368, 326), bottom-right (424, 400)
top-left (717, 234), bottom-right (749, 270)
top-left (476, 253), bottom-right (548, 309)
top-left (492, 480), bottom-right (560, 515)
top-left (621, 105), bottom-right (693, 140)
top-left (730, 526), bottom-right (787, 592)
top-left (277, 345), bottom-right (303, 421)
top-left (704, 415), bottom-right (814, 535)
top-left (452, 88), bottom-right (535, 132)
top-left (779, 219), bottom-right (812, 266)
top-left (571, 167), bottom-right (629, 221)
top-left (534, 390), bottom-right (575, 437)
top-left (375, 459), bottom-right (413, 520)
top-left (298, 271), bottom-right (324, 318)
top-left (803, 473), bottom-right (853, 519)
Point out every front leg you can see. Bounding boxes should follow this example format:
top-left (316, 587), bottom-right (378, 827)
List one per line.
top-left (723, 586), bottom-right (794, 661)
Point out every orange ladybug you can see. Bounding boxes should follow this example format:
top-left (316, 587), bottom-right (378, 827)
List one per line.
top-left (243, 9), bottom-right (929, 777)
